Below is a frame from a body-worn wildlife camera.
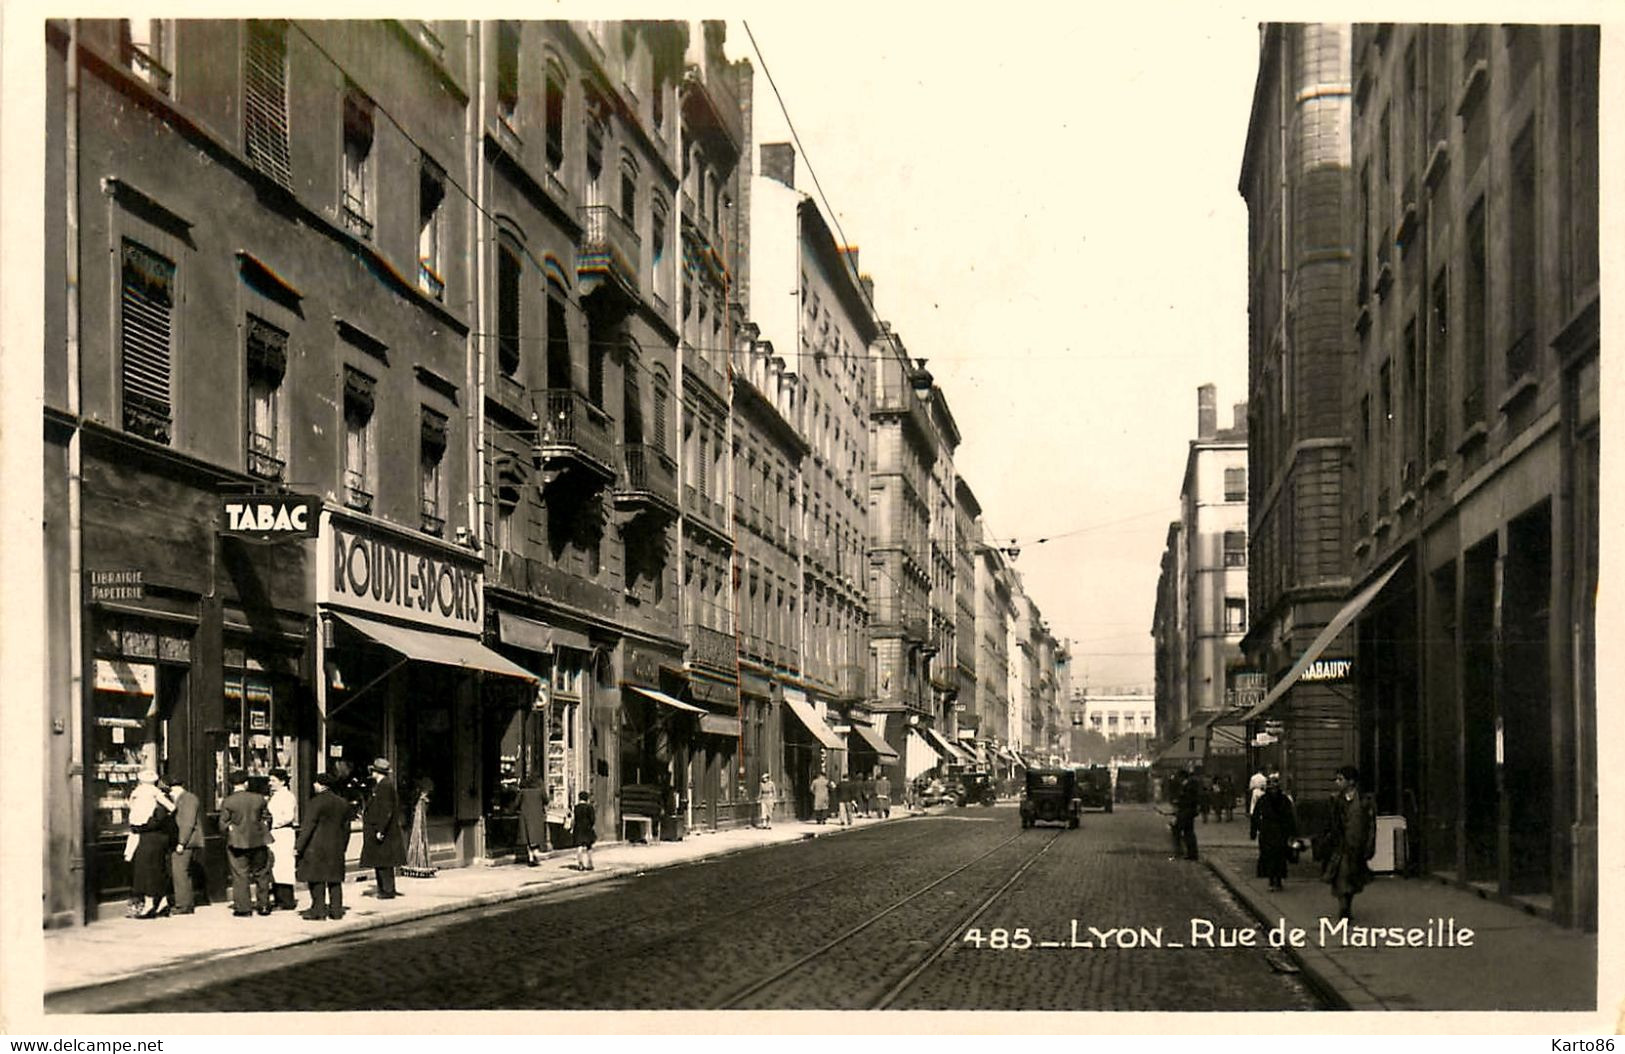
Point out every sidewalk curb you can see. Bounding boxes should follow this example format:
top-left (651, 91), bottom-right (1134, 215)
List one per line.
top-left (46, 812), bottom-right (917, 1011)
top-left (1202, 855), bottom-right (1381, 1012)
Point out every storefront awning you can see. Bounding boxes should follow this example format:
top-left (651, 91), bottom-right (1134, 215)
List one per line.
top-left (923, 728), bottom-right (972, 763)
top-left (847, 722), bottom-right (899, 759)
top-left (331, 611), bottom-right (538, 681)
top-left (626, 685), bottom-right (706, 715)
top-left (783, 697), bottom-right (843, 750)
top-left (1241, 556), bottom-right (1408, 722)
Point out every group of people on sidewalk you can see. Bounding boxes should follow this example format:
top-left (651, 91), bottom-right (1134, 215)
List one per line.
top-left (1166, 762), bottom-right (1379, 921)
top-left (120, 758), bottom-right (435, 924)
top-left (803, 769), bottom-right (892, 828)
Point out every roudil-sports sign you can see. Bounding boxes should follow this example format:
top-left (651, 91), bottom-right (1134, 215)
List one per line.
top-left (221, 495), bottom-right (319, 539)
top-left (317, 511), bottom-right (482, 633)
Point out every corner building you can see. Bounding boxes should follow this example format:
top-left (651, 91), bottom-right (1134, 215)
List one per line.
top-left (1342, 24), bottom-right (1597, 929)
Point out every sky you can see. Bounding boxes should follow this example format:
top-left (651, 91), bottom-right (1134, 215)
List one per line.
top-left (733, 10), bottom-right (1262, 689)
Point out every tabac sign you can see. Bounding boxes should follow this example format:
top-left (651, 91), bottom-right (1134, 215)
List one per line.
top-left (317, 512), bottom-right (482, 633)
top-left (221, 495), bottom-right (318, 540)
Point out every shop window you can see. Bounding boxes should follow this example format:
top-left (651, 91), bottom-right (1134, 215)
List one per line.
top-left (245, 315), bottom-right (287, 480)
top-left (219, 658), bottom-right (298, 802)
top-left (120, 239), bottom-right (175, 444)
top-left (90, 637), bottom-right (188, 843)
top-left (243, 20), bottom-right (292, 189)
top-left (420, 407), bottom-right (448, 536)
top-left (343, 367), bottom-right (375, 512)
top-left (121, 18), bottom-right (174, 94)
top-left (341, 87), bottom-right (376, 239)
top-left (418, 156), bottom-right (446, 300)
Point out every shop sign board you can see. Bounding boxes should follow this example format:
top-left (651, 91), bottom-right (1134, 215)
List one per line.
top-left (88, 569), bottom-right (144, 602)
top-left (317, 512), bottom-right (482, 633)
top-left (221, 494), bottom-right (319, 540)
top-left (95, 658), bottom-right (155, 694)
top-left (1300, 658), bottom-right (1354, 683)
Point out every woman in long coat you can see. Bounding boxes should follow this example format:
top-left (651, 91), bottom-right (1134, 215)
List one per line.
top-left (1253, 775), bottom-right (1297, 890)
top-left (1321, 765), bottom-right (1377, 920)
top-left (295, 773), bottom-right (352, 920)
top-left (514, 777), bottom-right (548, 866)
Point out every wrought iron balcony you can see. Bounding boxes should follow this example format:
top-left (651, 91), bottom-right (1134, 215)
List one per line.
top-left (344, 470), bottom-right (373, 513)
top-left (532, 388), bottom-right (616, 482)
top-left (579, 204), bottom-right (641, 299)
top-left (687, 622), bottom-right (736, 672)
top-left (246, 431), bottom-right (284, 481)
top-left (614, 443), bottom-right (679, 517)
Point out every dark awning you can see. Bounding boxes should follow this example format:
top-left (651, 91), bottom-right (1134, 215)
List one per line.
top-left (847, 722), bottom-right (899, 759)
top-left (1241, 556), bottom-right (1408, 722)
top-left (698, 713), bottom-right (738, 737)
top-left (331, 611), bottom-right (537, 682)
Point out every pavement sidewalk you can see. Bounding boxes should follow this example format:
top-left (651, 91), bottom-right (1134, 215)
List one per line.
top-left (44, 807), bottom-right (918, 1009)
top-left (1191, 813), bottom-right (1597, 1011)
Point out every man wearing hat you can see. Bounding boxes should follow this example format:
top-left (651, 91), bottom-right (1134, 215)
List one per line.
top-left (361, 757), bottom-right (406, 899)
top-left (217, 769), bottom-right (273, 916)
top-left (167, 774), bottom-right (205, 915)
top-left (296, 772), bottom-right (352, 920)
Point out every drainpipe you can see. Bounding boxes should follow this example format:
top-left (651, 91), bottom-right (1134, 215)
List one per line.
top-left (65, 18), bottom-right (87, 923)
top-left (469, 19), bottom-right (486, 578)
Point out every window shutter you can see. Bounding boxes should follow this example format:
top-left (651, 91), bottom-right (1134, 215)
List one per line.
top-left (244, 21), bottom-right (292, 189)
top-left (120, 240), bottom-right (174, 443)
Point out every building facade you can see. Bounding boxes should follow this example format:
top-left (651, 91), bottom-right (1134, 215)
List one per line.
top-left (1342, 24), bottom-right (1598, 929)
top-left (1237, 23), bottom-right (1359, 806)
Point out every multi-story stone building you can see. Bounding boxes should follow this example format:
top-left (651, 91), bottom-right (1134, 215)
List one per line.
top-left (1080, 691), bottom-right (1157, 762)
top-left (749, 144), bottom-right (878, 789)
top-left (1342, 24), bottom-right (1597, 928)
top-left (972, 526), bottom-right (1017, 756)
top-left (43, 19), bottom-right (517, 922)
top-left (676, 22), bottom-right (751, 830)
top-left (1236, 24), bottom-right (1358, 806)
top-left (951, 479), bottom-right (980, 759)
top-left (1151, 521), bottom-right (1186, 752)
top-left (1154, 387), bottom-right (1248, 777)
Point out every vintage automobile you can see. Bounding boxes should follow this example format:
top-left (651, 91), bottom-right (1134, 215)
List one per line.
top-left (1075, 764), bottom-right (1114, 813)
top-left (954, 771), bottom-right (999, 807)
top-left (1019, 768), bottom-right (1080, 829)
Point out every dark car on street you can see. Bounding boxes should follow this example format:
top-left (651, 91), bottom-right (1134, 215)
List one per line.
top-left (1075, 764), bottom-right (1114, 812)
top-left (1020, 768), bottom-right (1080, 829)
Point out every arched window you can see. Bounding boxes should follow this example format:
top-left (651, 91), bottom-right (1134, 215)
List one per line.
top-left (619, 153), bottom-right (639, 222)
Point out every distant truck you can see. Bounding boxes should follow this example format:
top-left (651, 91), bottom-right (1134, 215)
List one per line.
top-left (1113, 765), bottom-right (1154, 804)
top-left (1075, 765), bottom-right (1114, 813)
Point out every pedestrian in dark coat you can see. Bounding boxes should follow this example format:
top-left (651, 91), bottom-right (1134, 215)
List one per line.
top-left (515, 778), bottom-right (548, 865)
top-left (360, 757), bottom-right (405, 899)
top-left (167, 775), bottom-right (205, 915)
top-left (1254, 775), bottom-right (1298, 890)
top-left (572, 791), bottom-right (596, 871)
top-left (1174, 769), bottom-right (1202, 860)
top-left (295, 772), bottom-right (352, 920)
top-left (128, 770), bottom-right (176, 918)
top-left (1320, 764), bottom-right (1377, 920)
top-left (217, 770), bottom-right (273, 917)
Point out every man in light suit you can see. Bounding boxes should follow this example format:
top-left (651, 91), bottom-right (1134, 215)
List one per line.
top-left (217, 769), bottom-right (272, 917)
top-left (167, 775), bottom-right (205, 914)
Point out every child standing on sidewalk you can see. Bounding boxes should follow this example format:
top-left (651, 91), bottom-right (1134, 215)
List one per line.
top-left (572, 791), bottom-right (596, 871)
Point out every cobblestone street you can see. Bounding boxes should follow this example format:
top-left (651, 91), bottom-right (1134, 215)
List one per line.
top-left (102, 806), bottom-right (1322, 1013)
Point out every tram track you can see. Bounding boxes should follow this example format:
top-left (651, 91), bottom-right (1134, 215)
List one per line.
top-left (712, 827), bottom-right (1062, 1010)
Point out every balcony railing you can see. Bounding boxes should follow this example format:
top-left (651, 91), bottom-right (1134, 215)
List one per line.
top-left (420, 497), bottom-right (445, 537)
top-left (247, 431), bottom-right (284, 481)
top-left (614, 443), bottom-right (678, 514)
top-left (533, 388), bottom-right (616, 478)
top-left (344, 470), bottom-right (373, 513)
top-left (579, 204), bottom-right (641, 296)
top-left (687, 622), bottom-right (736, 672)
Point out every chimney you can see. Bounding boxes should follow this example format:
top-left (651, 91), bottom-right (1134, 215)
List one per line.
top-left (860, 275), bottom-right (875, 305)
top-left (1197, 384), bottom-right (1217, 440)
top-left (839, 245), bottom-right (860, 274)
top-left (760, 142), bottom-right (795, 188)
top-left (1233, 402), bottom-right (1248, 433)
